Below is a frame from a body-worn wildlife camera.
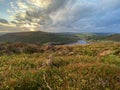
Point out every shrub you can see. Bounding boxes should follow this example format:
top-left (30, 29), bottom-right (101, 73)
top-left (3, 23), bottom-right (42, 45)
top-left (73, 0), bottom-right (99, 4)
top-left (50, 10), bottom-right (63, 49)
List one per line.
top-left (22, 46), bottom-right (38, 54)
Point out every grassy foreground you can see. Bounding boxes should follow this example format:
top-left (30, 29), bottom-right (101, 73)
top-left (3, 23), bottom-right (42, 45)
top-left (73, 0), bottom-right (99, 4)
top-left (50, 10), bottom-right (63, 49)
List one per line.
top-left (0, 43), bottom-right (120, 90)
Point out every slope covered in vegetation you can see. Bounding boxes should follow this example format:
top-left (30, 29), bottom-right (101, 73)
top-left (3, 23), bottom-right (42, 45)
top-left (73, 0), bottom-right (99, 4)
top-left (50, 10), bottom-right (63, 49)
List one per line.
top-left (0, 43), bottom-right (120, 90)
top-left (104, 34), bottom-right (120, 41)
top-left (0, 31), bottom-right (78, 45)
top-left (88, 34), bottom-right (120, 42)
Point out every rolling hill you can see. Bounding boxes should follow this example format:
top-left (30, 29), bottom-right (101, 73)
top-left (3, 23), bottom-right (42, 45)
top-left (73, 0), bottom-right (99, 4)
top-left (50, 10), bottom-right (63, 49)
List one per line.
top-left (0, 31), bottom-right (78, 45)
top-left (76, 33), bottom-right (120, 42)
top-left (104, 34), bottom-right (120, 41)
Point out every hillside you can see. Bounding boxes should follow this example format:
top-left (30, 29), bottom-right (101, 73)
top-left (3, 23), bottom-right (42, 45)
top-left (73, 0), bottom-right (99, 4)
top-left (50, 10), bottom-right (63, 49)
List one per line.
top-left (0, 43), bottom-right (120, 90)
top-left (76, 33), bottom-right (120, 42)
top-left (104, 34), bottom-right (120, 41)
top-left (0, 31), bottom-right (78, 45)
top-left (91, 34), bottom-right (120, 42)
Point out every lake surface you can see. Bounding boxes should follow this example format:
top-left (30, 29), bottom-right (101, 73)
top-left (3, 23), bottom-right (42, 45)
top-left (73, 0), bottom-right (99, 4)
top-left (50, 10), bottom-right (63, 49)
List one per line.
top-left (66, 40), bottom-right (89, 45)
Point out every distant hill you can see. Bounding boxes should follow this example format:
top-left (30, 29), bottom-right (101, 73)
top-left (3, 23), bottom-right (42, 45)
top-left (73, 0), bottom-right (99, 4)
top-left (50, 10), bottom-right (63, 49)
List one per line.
top-left (75, 33), bottom-right (120, 42)
top-left (104, 34), bottom-right (120, 41)
top-left (0, 31), bottom-right (78, 45)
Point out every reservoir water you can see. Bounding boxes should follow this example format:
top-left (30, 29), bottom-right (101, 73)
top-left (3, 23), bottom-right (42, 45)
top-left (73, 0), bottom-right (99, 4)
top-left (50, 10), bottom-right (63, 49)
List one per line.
top-left (66, 40), bottom-right (88, 45)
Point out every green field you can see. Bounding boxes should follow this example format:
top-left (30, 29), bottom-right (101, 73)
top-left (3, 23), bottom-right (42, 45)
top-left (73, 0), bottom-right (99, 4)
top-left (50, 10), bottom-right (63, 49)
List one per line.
top-left (0, 42), bottom-right (120, 90)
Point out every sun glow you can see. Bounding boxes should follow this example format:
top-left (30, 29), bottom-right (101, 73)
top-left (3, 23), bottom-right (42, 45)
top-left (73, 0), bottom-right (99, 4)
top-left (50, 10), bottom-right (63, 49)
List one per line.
top-left (30, 28), bottom-right (35, 31)
top-left (23, 24), bottom-right (36, 31)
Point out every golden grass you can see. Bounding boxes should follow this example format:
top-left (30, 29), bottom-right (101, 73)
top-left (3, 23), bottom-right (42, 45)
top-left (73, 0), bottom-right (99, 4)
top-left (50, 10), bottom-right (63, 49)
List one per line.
top-left (0, 43), bottom-right (120, 90)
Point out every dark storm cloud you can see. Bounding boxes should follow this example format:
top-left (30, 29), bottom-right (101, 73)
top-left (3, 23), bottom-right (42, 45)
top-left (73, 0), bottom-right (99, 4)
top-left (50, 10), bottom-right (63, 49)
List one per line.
top-left (0, 18), bottom-right (9, 24)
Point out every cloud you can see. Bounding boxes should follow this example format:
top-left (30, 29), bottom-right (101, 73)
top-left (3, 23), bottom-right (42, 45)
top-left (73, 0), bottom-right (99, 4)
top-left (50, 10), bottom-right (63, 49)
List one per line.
top-left (0, 18), bottom-right (9, 24)
top-left (17, 1), bottom-right (28, 9)
top-left (4, 0), bottom-right (120, 33)
top-left (10, 0), bottom-right (97, 29)
top-left (51, 1), bottom-right (97, 26)
top-left (8, 0), bottom-right (68, 30)
top-left (0, 18), bottom-right (19, 32)
top-left (0, 21), bottom-right (31, 33)
top-left (101, 0), bottom-right (120, 10)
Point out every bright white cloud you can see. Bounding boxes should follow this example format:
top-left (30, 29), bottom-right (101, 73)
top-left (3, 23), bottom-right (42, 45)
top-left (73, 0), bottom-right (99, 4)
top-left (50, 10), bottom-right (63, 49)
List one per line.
top-left (17, 1), bottom-right (28, 9)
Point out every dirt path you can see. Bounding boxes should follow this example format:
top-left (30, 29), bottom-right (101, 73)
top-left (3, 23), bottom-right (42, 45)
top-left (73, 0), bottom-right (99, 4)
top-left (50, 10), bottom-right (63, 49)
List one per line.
top-left (98, 50), bottom-right (113, 57)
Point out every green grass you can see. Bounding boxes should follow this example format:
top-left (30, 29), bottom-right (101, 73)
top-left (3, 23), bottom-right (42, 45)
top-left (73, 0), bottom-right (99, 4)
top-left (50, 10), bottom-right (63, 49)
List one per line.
top-left (0, 43), bottom-right (120, 90)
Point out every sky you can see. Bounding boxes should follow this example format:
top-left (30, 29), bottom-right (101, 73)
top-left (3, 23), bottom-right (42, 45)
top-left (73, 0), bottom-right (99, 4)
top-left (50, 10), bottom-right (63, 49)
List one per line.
top-left (0, 0), bottom-right (120, 33)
